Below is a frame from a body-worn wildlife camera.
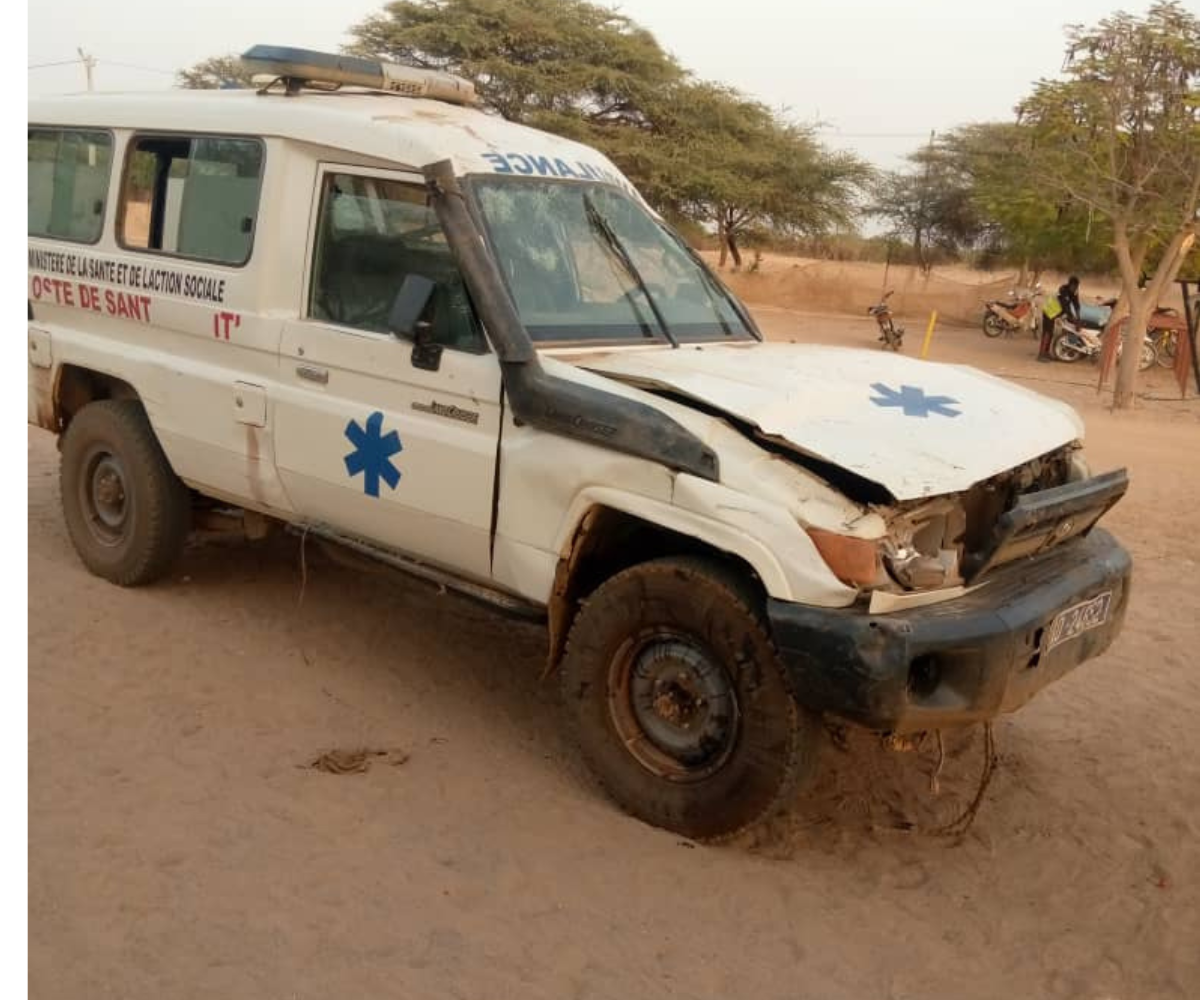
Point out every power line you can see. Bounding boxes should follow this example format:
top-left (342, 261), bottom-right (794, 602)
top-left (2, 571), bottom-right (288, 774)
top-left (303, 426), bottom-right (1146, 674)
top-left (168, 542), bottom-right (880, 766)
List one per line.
top-left (28, 59), bottom-right (83, 70)
top-left (102, 60), bottom-right (175, 76)
top-left (822, 132), bottom-right (935, 139)
top-left (28, 55), bottom-right (177, 77)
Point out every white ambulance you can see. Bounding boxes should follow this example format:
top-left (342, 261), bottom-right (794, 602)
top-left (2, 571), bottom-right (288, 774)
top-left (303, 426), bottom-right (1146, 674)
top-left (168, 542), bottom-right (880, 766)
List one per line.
top-left (28, 46), bottom-right (1131, 839)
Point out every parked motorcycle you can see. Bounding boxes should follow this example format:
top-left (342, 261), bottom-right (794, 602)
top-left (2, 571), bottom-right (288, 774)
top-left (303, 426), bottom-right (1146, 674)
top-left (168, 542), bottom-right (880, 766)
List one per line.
top-left (1051, 318), bottom-right (1157, 371)
top-left (982, 285), bottom-right (1041, 338)
top-left (869, 291), bottom-right (904, 351)
top-left (1077, 296), bottom-right (1177, 333)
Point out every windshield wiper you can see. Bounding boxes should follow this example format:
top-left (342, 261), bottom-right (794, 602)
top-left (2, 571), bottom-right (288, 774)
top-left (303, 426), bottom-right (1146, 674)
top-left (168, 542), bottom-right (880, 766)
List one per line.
top-left (582, 192), bottom-right (679, 348)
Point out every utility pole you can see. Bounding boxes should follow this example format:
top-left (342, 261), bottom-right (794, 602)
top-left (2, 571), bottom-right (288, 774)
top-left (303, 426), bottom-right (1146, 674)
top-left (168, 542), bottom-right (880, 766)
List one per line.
top-left (77, 48), bottom-right (96, 91)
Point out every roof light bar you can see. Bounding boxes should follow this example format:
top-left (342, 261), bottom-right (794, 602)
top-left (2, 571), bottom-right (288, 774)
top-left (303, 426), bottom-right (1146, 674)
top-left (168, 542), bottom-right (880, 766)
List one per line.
top-left (240, 44), bottom-right (478, 106)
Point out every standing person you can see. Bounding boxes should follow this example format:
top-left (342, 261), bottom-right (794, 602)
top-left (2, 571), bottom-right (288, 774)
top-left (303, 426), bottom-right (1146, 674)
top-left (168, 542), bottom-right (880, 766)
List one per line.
top-left (1039, 275), bottom-right (1082, 362)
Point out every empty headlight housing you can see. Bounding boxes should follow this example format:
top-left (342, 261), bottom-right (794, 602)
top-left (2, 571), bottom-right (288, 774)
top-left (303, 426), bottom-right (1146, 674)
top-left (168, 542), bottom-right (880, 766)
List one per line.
top-left (806, 528), bottom-right (881, 587)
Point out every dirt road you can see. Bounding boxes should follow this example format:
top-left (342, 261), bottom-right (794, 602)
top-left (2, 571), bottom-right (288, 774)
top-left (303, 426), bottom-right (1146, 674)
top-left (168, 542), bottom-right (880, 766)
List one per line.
top-left (29, 311), bottom-right (1200, 999)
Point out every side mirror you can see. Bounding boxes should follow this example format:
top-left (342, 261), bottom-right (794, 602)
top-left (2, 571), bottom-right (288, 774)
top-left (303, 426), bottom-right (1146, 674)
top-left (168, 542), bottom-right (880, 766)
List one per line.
top-left (388, 274), bottom-right (437, 342)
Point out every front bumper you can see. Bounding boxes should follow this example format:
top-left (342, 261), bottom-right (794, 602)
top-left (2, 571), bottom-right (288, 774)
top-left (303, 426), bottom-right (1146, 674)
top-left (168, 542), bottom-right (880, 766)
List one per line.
top-left (767, 528), bottom-right (1131, 732)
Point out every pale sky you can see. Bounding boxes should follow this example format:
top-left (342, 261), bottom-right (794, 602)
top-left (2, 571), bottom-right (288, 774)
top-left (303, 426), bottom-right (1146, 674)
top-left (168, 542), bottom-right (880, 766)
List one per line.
top-left (27, 0), bottom-right (1133, 170)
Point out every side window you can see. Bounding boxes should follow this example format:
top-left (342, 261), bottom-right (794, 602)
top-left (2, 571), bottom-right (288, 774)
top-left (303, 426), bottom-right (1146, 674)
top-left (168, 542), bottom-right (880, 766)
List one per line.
top-left (28, 128), bottom-right (112, 243)
top-left (119, 135), bottom-right (263, 266)
top-left (308, 172), bottom-right (484, 353)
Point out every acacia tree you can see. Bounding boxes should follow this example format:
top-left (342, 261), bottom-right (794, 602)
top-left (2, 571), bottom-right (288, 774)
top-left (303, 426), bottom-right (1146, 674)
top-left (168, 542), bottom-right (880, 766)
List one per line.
top-left (348, 0), bottom-right (683, 125)
top-left (596, 81), bottom-right (867, 267)
top-left (1018, 2), bottom-right (1200, 408)
top-left (176, 54), bottom-right (255, 89)
top-left (346, 0), bottom-right (868, 262)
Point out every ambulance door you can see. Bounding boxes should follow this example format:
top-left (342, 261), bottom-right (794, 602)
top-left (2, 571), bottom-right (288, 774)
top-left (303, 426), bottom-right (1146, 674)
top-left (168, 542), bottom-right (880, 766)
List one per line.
top-left (106, 131), bottom-right (291, 512)
top-left (273, 166), bottom-right (501, 582)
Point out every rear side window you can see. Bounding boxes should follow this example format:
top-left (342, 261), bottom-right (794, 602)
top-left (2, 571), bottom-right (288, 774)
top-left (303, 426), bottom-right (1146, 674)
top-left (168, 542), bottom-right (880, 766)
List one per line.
top-left (119, 135), bottom-right (264, 266)
top-left (28, 128), bottom-right (112, 244)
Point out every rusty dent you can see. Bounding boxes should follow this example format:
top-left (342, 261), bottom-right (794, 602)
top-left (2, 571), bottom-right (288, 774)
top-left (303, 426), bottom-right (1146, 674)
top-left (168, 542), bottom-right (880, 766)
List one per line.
top-left (543, 508), bottom-right (602, 678)
top-left (29, 366), bottom-right (57, 431)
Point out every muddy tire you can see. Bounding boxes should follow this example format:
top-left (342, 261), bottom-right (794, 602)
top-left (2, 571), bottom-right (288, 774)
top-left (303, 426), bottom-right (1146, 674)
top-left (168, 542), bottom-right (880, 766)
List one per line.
top-left (560, 556), bottom-right (820, 841)
top-left (60, 400), bottom-right (190, 586)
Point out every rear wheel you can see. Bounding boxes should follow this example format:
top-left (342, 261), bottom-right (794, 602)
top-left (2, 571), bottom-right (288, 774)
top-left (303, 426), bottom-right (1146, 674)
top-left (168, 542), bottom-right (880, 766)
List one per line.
top-left (1138, 339), bottom-right (1158, 372)
top-left (560, 556), bottom-right (820, 841)
top-left (982, 312), bottom-right (1006, 338)
top-left (60, 400), bottom-right (191, 585)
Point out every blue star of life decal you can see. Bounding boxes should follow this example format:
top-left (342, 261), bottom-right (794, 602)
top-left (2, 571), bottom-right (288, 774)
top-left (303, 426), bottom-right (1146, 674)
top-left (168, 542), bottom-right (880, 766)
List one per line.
top-left (869, 382), bottom-right (961, 418)
top-left (343, 411), bottom-right (403, 497)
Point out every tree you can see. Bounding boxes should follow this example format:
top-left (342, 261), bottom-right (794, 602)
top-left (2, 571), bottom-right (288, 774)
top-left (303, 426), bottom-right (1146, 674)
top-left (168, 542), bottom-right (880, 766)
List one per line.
top-left (591, 81), bottom-right (867, 267)
top-left (348, 0), bottom-right (682, 125)
top-left (869, 134), bottom-right (983, 272)
top-left (940, 123), bottom-right (1114, 278)
top-left (1017, 2), bottom-right (1200, 408)
top-left (346, 0), bottom-right (869, 262)
top-left (176, 54), bottom-right (255, 90)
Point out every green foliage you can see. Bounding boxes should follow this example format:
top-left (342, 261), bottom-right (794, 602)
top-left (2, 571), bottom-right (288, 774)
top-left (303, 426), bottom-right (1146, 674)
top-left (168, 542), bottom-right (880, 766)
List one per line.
top-left (1016, 3), bottom-right (1200, 271)
top-left (588, 80), bottom-right (869, 265)
top-left (348, 0), bottom-right (682, 124)
top-left (176, 54), bottom-right (255, 90)
top-left (940, 123), bottom-right (1114, 273)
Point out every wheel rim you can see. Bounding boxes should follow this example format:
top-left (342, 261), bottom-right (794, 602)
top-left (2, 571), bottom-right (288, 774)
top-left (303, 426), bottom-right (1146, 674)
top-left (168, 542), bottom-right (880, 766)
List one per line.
top-left (983, 314), bottom-right (1004, 337)
top-left (1052, 336), bottom-right (1078, 361)
top-left (608, 630), bottom-right (740, 782)
top-left (79, 446), bottom-right (130, 546)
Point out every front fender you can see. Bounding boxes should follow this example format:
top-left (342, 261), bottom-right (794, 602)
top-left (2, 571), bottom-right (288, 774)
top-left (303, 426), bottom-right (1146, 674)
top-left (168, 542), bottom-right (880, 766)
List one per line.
top-left (551, 482), bottom-right (856, 606)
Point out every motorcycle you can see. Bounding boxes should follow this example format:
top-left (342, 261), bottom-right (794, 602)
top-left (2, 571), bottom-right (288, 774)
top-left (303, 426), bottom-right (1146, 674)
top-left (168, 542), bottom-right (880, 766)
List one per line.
top-left (869, 290), bottom-right (904, 351)
top-left (1050, 317), bottom-right (1157, 371)
top-left (1078, 296), bottom-right (1177, 334)
top-left (982, 285), bottom-right (1041, 338)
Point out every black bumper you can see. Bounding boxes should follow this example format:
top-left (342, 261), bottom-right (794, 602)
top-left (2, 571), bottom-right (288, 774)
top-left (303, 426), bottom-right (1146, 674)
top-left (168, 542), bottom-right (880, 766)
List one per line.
top-left (767, 528), bottom-right (1132, 732)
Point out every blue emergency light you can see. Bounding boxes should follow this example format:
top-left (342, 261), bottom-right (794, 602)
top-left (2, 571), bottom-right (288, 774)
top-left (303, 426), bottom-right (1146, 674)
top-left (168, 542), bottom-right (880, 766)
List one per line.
top-left (240, 44), bottom-right (478, 105)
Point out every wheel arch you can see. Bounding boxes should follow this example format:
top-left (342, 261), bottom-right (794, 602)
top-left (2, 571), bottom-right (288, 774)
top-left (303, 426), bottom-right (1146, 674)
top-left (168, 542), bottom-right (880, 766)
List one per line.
top-left (545, 500), bottom-right (783, 676)
top-left (52, 364), bottom-right (142, 433)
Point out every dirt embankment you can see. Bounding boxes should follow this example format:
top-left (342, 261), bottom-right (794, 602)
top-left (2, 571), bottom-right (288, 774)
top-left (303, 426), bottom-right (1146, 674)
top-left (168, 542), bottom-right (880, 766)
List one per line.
top-left (705, 252), bottom-right (1125, 329)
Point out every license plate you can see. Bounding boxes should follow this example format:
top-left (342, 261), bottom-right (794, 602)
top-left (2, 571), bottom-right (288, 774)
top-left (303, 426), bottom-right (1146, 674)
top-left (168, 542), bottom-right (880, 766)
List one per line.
top-left (1045, 592), bottom-right (1113, 651)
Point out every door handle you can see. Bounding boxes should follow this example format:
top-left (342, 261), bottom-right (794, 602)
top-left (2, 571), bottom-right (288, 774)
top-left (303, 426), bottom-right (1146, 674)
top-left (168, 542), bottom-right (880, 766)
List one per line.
top-left (296, 364), bottom-right (329, 385)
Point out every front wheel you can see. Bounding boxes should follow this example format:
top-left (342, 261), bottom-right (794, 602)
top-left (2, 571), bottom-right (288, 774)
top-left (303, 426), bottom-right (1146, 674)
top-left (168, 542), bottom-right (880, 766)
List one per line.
top-left (982, 312), bottom-right (1007, 338)
top-left (560, 556), bottom-right (820, 841)
top-left (1138, 339), bottom-right (1158, 372)
top-left (1051, 332), bottom-right (1083, 363)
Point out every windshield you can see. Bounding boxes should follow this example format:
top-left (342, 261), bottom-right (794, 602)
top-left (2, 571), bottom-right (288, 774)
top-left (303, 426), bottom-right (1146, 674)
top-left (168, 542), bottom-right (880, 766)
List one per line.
top-left (471, 178), bottom-right (757, 345)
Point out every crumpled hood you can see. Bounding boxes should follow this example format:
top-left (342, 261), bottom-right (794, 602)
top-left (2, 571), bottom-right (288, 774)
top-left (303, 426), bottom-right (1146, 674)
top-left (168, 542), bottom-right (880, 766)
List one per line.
top-left (577, 342), bottom-right (1084, 500)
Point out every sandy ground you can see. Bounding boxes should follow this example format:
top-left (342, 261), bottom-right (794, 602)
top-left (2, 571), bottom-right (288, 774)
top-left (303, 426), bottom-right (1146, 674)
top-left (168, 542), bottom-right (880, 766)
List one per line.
top-left (28, 304), bottom-right (1200, 999)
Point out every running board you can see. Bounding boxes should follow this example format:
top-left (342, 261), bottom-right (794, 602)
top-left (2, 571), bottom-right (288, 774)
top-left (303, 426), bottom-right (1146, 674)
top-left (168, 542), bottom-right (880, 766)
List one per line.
top-left (289, 523), bottom-right (546, 621)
